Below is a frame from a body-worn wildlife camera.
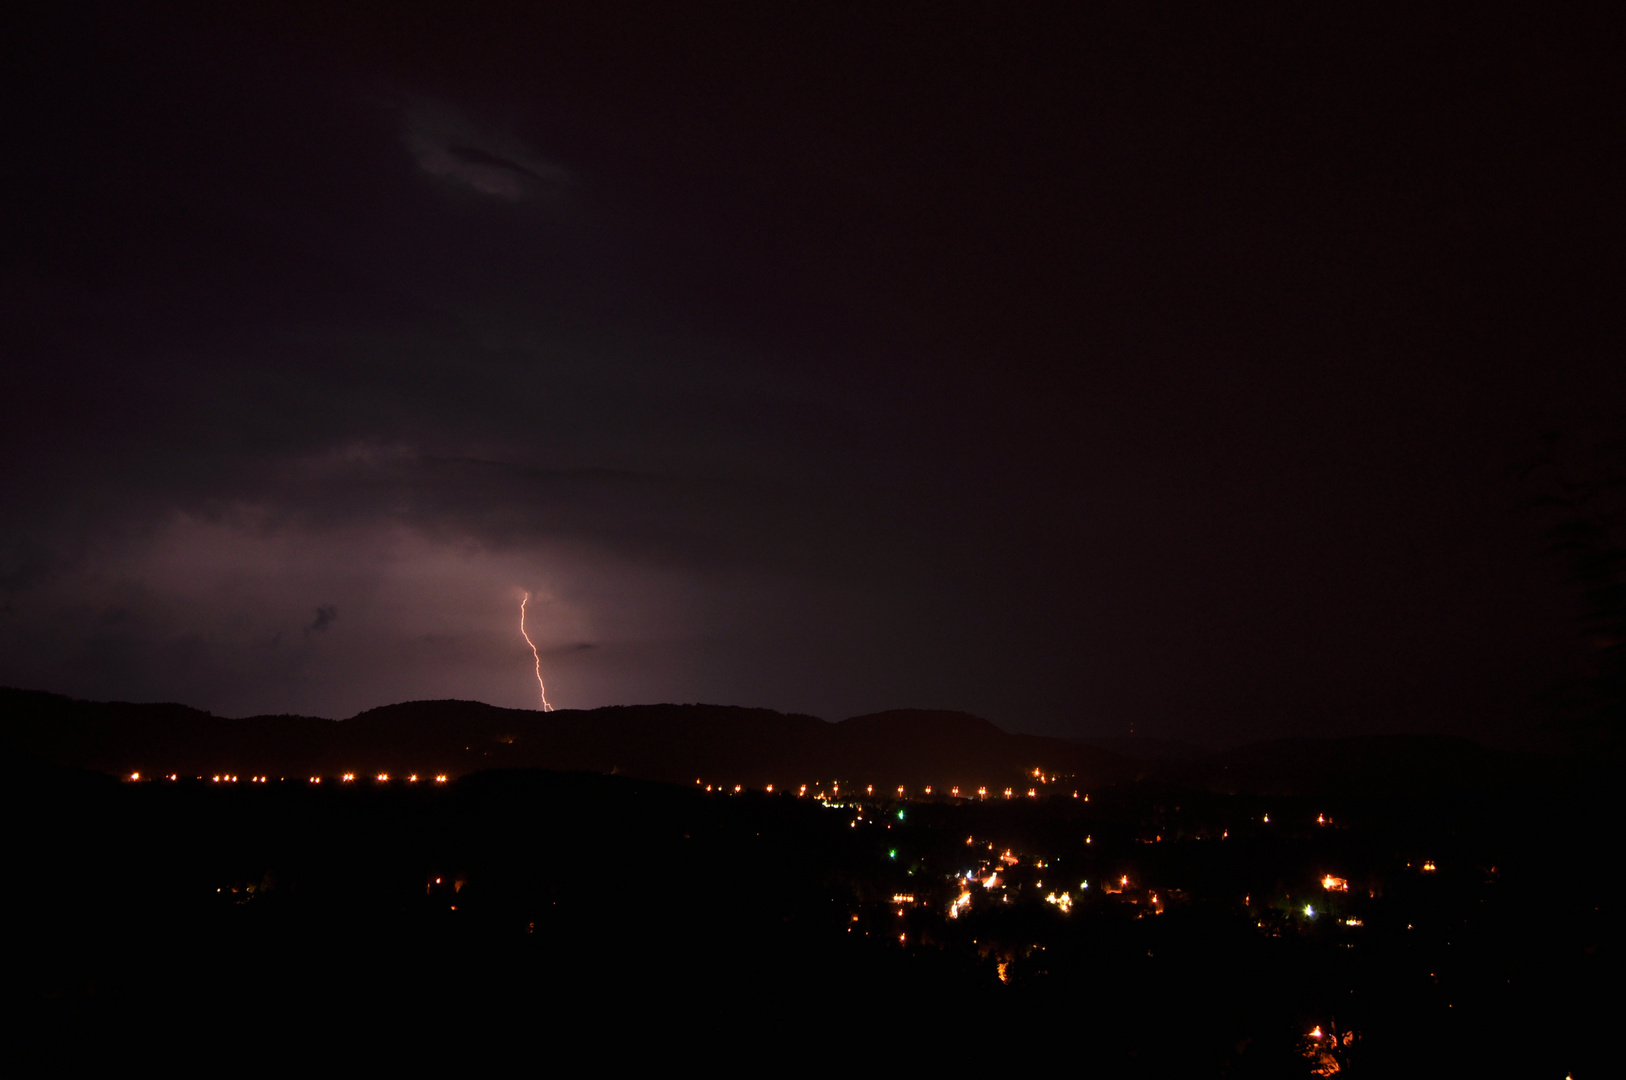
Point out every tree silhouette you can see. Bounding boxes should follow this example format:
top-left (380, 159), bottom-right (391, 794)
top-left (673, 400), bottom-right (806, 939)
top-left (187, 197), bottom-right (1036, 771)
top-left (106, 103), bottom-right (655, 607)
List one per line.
top-left (1523, 426), bottom-right (1626, 759)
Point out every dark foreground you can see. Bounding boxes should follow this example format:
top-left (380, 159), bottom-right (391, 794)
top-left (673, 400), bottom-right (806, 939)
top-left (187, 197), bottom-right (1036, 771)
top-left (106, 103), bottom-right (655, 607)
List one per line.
top-left (13, 762), bottom-right (1614, 1073)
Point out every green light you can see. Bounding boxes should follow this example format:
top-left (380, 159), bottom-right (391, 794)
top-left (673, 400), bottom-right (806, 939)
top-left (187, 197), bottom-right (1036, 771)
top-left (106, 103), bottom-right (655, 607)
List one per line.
top-left (889, 849), bottom-right (897, 859)
top-left (896, 809), bottom-right (905, 820)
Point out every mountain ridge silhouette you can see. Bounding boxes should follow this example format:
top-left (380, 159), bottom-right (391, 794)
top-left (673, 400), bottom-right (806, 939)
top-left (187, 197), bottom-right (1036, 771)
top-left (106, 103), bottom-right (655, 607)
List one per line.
top-left (2, 687), bottom-right (1559, 796)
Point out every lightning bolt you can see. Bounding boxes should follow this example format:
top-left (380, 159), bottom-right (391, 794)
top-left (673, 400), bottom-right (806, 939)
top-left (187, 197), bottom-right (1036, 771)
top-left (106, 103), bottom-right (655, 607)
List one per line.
top-left (520, 592), bottom-right (553, 712)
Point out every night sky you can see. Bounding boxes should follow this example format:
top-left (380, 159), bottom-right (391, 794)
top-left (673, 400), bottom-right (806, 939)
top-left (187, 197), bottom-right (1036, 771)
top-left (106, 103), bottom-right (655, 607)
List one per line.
top-left (3, 3), bottom-right (1620, 747)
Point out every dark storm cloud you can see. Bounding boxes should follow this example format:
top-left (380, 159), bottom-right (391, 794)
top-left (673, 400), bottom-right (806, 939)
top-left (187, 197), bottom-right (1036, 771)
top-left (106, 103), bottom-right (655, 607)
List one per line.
top-left (397, 98), bottom-right (567, 199)
top-left (1, 5), bottom-right (1618, 745)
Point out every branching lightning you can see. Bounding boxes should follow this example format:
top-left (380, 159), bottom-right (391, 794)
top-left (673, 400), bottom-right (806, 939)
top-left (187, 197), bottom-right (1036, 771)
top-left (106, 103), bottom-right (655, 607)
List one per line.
top-left (520, 592), bottom-right (553, 712)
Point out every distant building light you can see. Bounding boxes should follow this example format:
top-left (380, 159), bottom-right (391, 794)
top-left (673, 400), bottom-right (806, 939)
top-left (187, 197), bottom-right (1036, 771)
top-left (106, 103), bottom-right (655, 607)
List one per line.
top-left (1321, 875), bottom-right (1349, 893)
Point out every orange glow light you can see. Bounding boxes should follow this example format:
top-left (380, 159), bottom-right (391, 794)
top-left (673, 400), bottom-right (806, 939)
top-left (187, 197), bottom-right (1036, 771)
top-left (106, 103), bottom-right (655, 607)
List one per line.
top-left (1321, 875), bottom-right (1349, 892)
top-left (129, 772), bottom-right (140, 781)
top-left (434, 774), bottom-right (448, 783)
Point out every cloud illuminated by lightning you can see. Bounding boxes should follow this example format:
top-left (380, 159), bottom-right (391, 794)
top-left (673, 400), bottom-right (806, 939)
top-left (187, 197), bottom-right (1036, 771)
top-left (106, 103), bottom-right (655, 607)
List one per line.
top-left (520, 592), bottom-right (553, 711)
